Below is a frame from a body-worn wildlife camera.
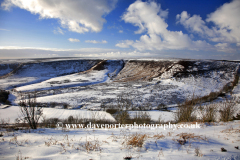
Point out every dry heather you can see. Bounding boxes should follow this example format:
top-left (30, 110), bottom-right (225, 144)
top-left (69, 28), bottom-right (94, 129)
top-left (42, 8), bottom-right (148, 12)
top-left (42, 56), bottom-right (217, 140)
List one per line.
top-left (124, 133), bottom-right (148, 148)
top-left (174, 132), bottom-right (208, 145)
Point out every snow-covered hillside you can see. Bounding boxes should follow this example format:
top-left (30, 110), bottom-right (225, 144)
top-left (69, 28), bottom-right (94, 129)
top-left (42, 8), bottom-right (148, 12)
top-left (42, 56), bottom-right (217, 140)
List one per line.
top-left (0, 59), bottom-right (99, 90)
top-left (15, 60), bottom-right (124, 92)
top-left (0, 58), bottom-right (238, 108)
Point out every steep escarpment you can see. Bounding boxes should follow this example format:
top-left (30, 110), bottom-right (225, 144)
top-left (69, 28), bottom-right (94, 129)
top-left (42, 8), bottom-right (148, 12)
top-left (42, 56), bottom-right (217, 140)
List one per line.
top-left (113, 60), bottom-right (175, 82)
top-left (113, 60), bottom-right (239, 83)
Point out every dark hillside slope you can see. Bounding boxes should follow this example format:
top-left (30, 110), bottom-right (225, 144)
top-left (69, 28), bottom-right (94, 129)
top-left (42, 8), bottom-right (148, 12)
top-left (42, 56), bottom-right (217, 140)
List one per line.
top-left (0, 60), bottom-right (100, 89)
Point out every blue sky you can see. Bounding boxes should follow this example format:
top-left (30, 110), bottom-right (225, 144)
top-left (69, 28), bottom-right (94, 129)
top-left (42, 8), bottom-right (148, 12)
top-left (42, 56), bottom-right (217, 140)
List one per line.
top-left (0, 0), bottom-right (239, 60)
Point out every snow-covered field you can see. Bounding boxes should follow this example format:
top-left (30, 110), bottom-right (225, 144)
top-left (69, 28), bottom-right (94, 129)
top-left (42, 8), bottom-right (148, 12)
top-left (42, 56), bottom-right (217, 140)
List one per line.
top-left (0, 106), bottom-right (116, 123)
top-left (0, 119), bottom-right (240, 159)
top-left (0, 58), bottom-right (240, 159)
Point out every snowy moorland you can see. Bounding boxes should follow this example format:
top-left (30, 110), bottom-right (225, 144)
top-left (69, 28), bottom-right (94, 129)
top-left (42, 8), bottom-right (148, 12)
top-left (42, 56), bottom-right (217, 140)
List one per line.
top-left (0, 58), bottom-right (240, 159)
top-left (0, 58), bottom-right (238, 108)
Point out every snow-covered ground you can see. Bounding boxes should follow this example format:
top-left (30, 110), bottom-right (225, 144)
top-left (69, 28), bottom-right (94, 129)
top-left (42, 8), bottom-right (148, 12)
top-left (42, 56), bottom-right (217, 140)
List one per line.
top-left (0, 58), bottom-right (240, 159)
top-left (0, 120), bottom-right (240, 159)
top-left (0, 106), bottom-right (115, 123)
top-left (0, 74), bottom-right (239, 160)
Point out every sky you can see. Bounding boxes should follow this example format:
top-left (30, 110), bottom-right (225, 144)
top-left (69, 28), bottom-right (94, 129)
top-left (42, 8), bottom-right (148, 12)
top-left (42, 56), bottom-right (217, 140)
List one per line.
top-left (0, 0), bottom-right (239, 60)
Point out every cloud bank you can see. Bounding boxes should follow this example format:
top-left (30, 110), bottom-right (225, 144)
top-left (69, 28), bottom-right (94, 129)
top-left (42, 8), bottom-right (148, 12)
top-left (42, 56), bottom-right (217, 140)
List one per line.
top-left (0, 46), bottom-right (239, 60)
top-left (176, 0), bottom-right (240, 52)
top-left (116, 0), bottom-right (240, 54)
top-left (1, 0), bottom-right (117, 33)
top-left (0, 46), bottom-right (119, 58)
top-left (115, 1), bottom-right (211, 52)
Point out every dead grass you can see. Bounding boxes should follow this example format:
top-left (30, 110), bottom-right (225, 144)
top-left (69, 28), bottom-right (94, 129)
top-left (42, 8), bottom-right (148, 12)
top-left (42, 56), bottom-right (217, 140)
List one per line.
top-left (126, 133), bottom-right (147, 148)
top-left (175, 103), bottom-right (196, 122)
top-left (45, 137), bottom-right (58, 147)
top-left (79, 136), bottom-right (102, 153)
top-left (174, 133), bottom-right (208, 145)
top-left (221, 125), bottom-right (240, 134)
top-left (195, 146), bottom-right (203, 157)
top-left (9, 136), bottom-right (29, 146)
top-left (152, 133), bottom-right (165, 140)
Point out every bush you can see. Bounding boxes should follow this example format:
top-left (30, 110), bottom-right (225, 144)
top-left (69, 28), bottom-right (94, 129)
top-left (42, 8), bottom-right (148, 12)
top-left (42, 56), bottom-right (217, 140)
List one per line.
top-left (63, 103), bottom-right (69, 109)
top-left (157, 103), bottom-right (169, 111)
top-left (132, 111), bottom-right (151, 124)
top-left (219, 98), bottom-right (236, 122)
top-left (175, 103), bottom-right (196, 122)
top-left (49, 102), bottom-right (57, 108)
top-left (115, 110), bottom-right (131, 124)
top-left (199, 104), bottom-right (217, 122)
top-left (0, 90), bottom-right (10, 104)
top-left (41, 118), bottom-right (59, 128)
top-left (19, 93), bottom-right (43, 129)
top-left (67, 116), bottom-right (74, 123)
top-left (106, 108), bottom-right (118, 114)
top-left (41, 116), bottom-right (116, 128)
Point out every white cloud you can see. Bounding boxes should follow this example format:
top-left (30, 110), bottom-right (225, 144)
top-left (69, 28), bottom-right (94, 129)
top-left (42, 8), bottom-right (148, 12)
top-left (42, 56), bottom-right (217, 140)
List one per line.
top-left (176, 0), bottom-right (240, 44)
top-left (68, 38), bottom-right (80, 42)
top-left (115, 40), bottom-right (134, 48)
top-left (119, 30), bottom-right (123, 33)
top-left (214, 43), bottom-right (236, 53)
top-left (102, 40), bottom-right (107, 44)
top-left (53, 27), bottom-right (64, 35)
top-left (85, 40), bottom-right (107, 44)
top-left (176, 11), bottom-right (215, 37)
top-left (0, 28), bottom-right (10, 31)
top-left (74, 50), bottom-right (151, 58)
top-left (1, 0), bottom-right (117, 33)
top-left (116, 1), bottom-right (211, 51)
